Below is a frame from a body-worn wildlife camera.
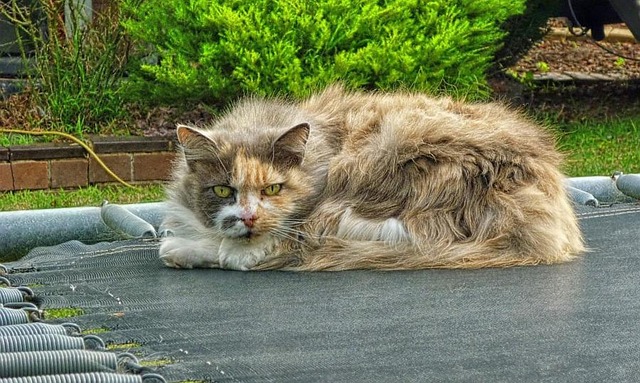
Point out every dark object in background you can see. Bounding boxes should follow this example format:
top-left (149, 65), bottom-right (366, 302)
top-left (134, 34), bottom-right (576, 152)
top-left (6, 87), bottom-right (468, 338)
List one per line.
top-left (561, 0), bottom-right (640, 41)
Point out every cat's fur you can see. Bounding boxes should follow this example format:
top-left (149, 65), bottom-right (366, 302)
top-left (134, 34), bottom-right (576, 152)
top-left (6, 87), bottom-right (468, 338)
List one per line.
top-left (159, 85), bottom-right (584, 271)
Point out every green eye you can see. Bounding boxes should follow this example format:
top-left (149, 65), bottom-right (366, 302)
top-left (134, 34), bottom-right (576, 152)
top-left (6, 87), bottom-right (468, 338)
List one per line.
top-left (213, 185), bottom-right (233, 198)
top-left (262, 183), bottom-right (282, 196)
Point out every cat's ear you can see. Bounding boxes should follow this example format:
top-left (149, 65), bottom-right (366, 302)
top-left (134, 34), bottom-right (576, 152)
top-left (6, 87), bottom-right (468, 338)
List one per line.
top-left (176, 124), bottom-right (207, 146)
top-left (176, 124), bottom-right (223, 153)
top-left (272, 123), bottom-right (310, 167)
top-left (176, 124), bottom-right (224, 171)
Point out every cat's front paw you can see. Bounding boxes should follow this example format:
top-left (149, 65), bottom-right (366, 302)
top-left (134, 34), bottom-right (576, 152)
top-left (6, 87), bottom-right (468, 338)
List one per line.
top-left (159, 237), bottom-right (219, 269)
top-left (219, 252), bottom-right (260, 271)
top-left (218, 239), bottom-right (268, 271)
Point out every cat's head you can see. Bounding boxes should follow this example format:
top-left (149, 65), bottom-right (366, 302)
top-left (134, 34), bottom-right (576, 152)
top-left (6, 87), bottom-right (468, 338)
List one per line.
top-left (173, 122), bottom-right (314, 242)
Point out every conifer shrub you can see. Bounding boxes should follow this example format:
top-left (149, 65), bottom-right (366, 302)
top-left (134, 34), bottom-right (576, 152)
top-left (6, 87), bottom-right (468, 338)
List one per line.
top-left (123, 0), bottom-right (527, 104)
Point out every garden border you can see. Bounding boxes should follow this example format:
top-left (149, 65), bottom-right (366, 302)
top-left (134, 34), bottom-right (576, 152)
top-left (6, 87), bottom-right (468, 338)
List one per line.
top-left (0, 136), bottom-right (176, 191)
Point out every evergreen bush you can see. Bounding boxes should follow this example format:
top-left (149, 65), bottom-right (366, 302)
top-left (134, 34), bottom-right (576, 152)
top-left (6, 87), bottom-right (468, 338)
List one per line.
top-left (123, 0), bottom-right (527, 104)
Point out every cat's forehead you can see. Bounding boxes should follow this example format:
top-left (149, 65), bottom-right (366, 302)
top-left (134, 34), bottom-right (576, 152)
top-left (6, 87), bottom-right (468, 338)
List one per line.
top-left (230, 150), bottom-right (282, 189)
top-left (213, 130), bottom-right (273, 156)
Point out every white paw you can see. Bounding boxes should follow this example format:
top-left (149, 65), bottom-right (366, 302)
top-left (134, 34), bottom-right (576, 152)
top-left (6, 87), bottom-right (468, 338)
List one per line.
top-left (218, 239), bottom-right (268, 271)
top-left (219, 252), bottom-right (260, 271)
top-left (159, 237), bottom-right (219, 269)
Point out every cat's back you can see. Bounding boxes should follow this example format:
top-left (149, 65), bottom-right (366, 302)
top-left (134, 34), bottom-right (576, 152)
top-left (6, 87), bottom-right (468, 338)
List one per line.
top-left (294, 87), bottom-right (583, 270)
top-left (304, 86), bottom-right (558, 166)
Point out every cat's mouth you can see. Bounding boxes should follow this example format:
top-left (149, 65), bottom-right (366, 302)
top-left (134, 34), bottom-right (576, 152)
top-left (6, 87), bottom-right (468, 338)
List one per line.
top-left (227, 227), bottom-right (261, 241)
top-left (240, 230), bottom-right (255, 239)
top-left (218, 215), bottom-right (263, 240)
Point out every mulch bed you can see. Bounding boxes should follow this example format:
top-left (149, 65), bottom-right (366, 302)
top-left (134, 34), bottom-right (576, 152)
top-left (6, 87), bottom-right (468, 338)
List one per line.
top-left (491, 19), bottom-right (640, 122)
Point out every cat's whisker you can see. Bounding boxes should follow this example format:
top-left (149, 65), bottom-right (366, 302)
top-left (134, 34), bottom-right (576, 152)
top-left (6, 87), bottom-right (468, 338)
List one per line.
top-left (272, 232), bottom-right (303, 244)
top-left (271, 227), bottom-right (306, 241)
top-left (280, 220), bottom-right (308, 226)
top-left (270, 225), bottom-right (321, 246)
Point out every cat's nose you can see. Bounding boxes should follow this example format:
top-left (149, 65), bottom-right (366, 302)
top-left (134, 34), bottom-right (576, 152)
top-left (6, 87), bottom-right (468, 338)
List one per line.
top-left (240, 213), bottom-right (258, 228)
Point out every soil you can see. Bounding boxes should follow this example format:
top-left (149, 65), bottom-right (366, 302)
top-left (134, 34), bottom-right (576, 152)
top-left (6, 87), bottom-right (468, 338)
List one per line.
top-left (488, 19), bottom-right (640, 122)
top-left (514, 18), bottom-right (640, 78)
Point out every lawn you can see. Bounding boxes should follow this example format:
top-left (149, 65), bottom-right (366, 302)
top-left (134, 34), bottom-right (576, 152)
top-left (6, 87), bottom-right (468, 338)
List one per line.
top-left (556, 116), bottom-right (640, 177)
top-left (0, 184), bottom-right (166, 211)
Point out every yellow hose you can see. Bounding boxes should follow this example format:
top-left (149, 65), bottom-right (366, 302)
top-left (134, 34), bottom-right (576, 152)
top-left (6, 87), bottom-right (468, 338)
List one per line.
top-left (0, 128), bottom-right (138, 189)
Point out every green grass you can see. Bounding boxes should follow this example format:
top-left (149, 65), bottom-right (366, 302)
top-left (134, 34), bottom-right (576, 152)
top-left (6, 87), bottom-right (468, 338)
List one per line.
top-left (554, 117), bottom-right (640, 177)
top-left (0, 184), bottom-right (166, 211)
top-left (138, 357), bottom-right (175, 368)
top-left (107, 341), bottom-right (142, 351)
top-left (0, 132), bottom-right (38, 147)
top-left (82, 327), bottom-right (110, 335)
top-left (44, 307), bottom-right (85, 319)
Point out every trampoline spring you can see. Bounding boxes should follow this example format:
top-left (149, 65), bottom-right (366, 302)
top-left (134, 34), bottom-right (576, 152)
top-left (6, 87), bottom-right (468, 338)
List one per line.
top-left (0, 334), bottom-right (106, 353)
top-left (0, 323), bottom-right (80, 337)
top-left (116, 352), bottom-right (141, 373)
top-left (0, 372), bottom-right (148, 383)
top-left (3, 302), bottom-right (39, 310)
top-left (0, 305), bottom-right (42, 324)
top-left (0, 264), bottom-right (7, 275)
top-left (0, 307), bottom-right (30, 326)
top-left (18, 286), bottom-right (35, 300)
top-left (0, 285), bottom-right (35, 304)
top-left (84, 335), bottom-right (107, 350)
top-left (61, 322), bottom-right (83, 335)
top-left (0, 288), bottom-right (28, 304)
top-left (0, 276), bottom-right (12, 286)
top-left (0, 349), bottom-right (121, 378)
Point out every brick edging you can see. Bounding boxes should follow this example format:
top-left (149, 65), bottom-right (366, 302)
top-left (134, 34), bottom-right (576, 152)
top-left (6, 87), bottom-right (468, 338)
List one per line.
top-left (0, 136), bottom-right (177, 191)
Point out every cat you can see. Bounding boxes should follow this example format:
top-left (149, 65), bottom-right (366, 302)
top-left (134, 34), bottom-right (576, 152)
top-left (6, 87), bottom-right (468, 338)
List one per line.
top-left (159, 85), bottom-right (584, 271)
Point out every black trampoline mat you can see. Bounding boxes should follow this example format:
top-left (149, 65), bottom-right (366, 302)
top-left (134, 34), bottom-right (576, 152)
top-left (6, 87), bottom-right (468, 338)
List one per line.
top-left (4, 204), bottom-right (640, 382)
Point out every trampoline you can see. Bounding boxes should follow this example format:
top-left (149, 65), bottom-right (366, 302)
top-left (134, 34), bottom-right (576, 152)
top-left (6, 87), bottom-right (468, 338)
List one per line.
top-left (1, 176), bottom-right (640, 382)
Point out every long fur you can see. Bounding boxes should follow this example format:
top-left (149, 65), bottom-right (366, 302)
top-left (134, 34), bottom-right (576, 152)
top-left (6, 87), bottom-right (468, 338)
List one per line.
top-left (161, 85), bottom-right (584, 271)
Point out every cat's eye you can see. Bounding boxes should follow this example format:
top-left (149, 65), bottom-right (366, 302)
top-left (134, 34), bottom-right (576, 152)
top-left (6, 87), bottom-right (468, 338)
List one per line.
top-left (213, 185), bottom-right (233, 198)
top-left (262, 184), bottom-right (282, 196)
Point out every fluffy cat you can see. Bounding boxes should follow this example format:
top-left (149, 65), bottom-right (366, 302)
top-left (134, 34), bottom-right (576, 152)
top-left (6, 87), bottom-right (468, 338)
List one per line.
top-left (159, 85), bottom-right (584, 271)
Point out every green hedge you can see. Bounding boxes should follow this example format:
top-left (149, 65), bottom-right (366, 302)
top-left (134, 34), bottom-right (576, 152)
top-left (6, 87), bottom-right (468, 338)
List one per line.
top-left (123, 0), bottom-right (527, 104)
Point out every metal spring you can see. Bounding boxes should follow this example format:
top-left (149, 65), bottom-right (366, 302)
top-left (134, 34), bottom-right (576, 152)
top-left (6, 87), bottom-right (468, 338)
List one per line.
top-left (0, 288), bottom-right (26, 304)
top-left (0, 305), bottom-right (41, 325)
top-left (0, 371), bottom-right (166, 383)
top-left (0, 307), bottom-right (29, 326)
top-left (0, 282), bottom-right (35, 304)
top-left (0, 349), bottom-right (132, 378)
top-left (0, 323), bottom-right (81, 337)
top-left (0, 334), bottom-right (105, 352)
top-left (2, 303), bottom-right (38, 310)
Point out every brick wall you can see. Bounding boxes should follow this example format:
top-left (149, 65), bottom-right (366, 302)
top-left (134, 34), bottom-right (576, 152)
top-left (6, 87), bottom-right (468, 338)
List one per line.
top-left (0, 136), bottom-right (177, 192)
